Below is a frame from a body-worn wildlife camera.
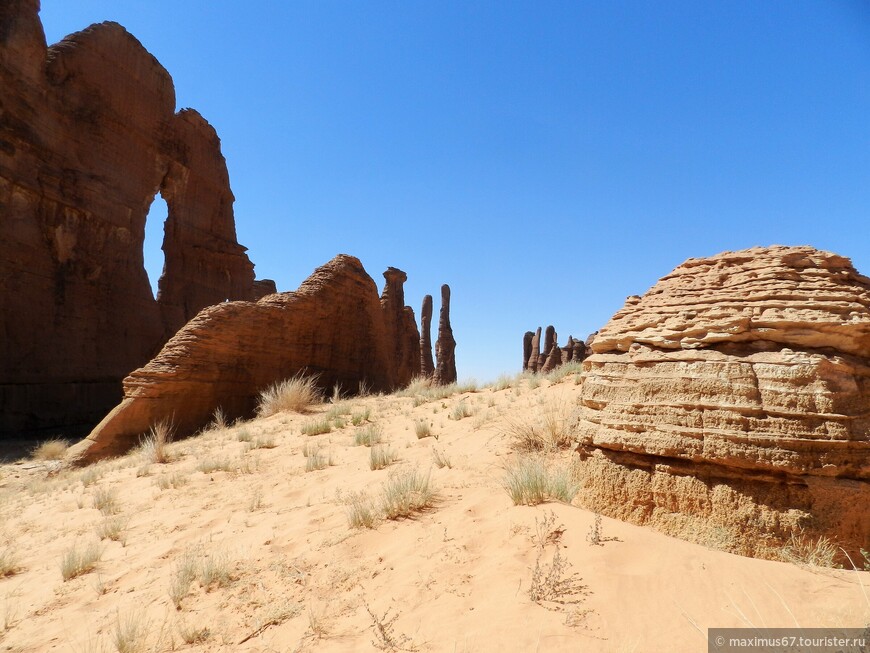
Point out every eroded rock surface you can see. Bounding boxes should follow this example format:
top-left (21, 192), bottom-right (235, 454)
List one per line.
top-left (0, 4), bottom-right (264, 437)
top-left (575, 246), bottom-right (870, 559)
top-left (420, 295), bottom-right (435, 378)
top-left (434, 284), bottom-right (457, 385)
top-left (69, 256), bottom-right (454, 463)
top-left (381, 268), bottom-right (420, 388)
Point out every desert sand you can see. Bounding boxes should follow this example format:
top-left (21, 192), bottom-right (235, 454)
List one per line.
top-left (1, 372), bottom-right (866, 652)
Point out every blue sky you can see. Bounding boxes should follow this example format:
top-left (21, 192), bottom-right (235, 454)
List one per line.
top-left (39, 1), bottom-right (870, 382)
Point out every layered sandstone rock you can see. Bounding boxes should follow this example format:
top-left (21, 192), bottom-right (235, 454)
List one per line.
top-left (434, 284), bottom-right (457, 385)
top-left (575, 246), bottom-right (870, 560)
top-left (0, 4), bottom-right (264, 437)
top-left (69, 256), bottom-right (396, 462)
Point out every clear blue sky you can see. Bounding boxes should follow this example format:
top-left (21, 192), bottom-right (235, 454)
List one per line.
top-left (39, 1), bottom-right (870, 383)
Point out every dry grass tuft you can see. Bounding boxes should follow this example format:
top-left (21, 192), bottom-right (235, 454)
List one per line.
top-left (344, 491), bottom-right (378, 529)
top-left (95, 516), bottom-right (129, 545)
top-left (431, 447), bottom-right (452, 469)
top-left (369, 444), bottom-right (397, 471)
top-left (505, 399), bottom-right (573, 452)
top-left (380, 467), bottom-right (436, 520)
top-left (257, 373), bottom-right (322, 416)
top-left (301, 417), bottom-right (332, 437)
top-left (60, 541), bottom-right (103, 581)
top-left (139, 419), bottom-right (174, 464)
top-left (781, 532), bottom-right (841, 568)
top-left (112, 610), bottom-right (149, 653)
top-left (413, 419), bottom-right (431, 439)
top-left (0, 548), bottom-right (20, 577)
top-left (354, 424), bottom-right (382, 447)
top-left (92, 487), bottom-right (120, 515)
top-left (31, 438), bottom-right (69, 461)
top-left (503, 454), bottom-right (578, 506)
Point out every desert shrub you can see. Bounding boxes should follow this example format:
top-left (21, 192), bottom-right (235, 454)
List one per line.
top-left (60, 542), bottom-right (102, 581)
top-left (503, 455), bottom-right (578, 506)
top-left (344, 491), bottom-right (378, 529)
top-left (31, 438), bottom-right (69, 461)
top-left (398, 376), bottom-right (433, 398)
top-left (354, 424), bottom-right (382, 447)
top-left (450, 401), bottom-right (472, 421)
top-left (505, 399), bottom-right (573, 452)
top-left (156, 472), bottom-right (188, 490)
top-left (95, 516), bottom-right (129, 545)
top-left (414, 419), bottom-right (431, 439)
top-left (0, 547), bottom-right (20, 577)
top-left (305, 450), bottom-right (329, 472)
top-left (177, 621), bottom-right (211, 645)
top-left (92, 487), bottom-right (120, 515)
top-left (492, 374), bottom-right (514, 391)
top-left (780, 533), bottom-right (841, 568)
top-left (113, 610), bottom-right (148, 653)
top-left (257, 373), bottom-right (322, 416)
top-left (196, 457), bottom-right (233, 474)
top-left (351, 408), bottom-right (371, 426)
top-left (544, 360), bottom-right (584, 383)
top-left (139, 419), bottom-right (173, 464)
top-left (380, 468), bottom-right (436, 520)
top-left (432, 447), bottom-right (452, 469)
top-left (369, 444), bottom-right (397, 471)
top-left (300, 418), bottom-right (332, 437)
top-left (211, 406), bottom-right (228, 430)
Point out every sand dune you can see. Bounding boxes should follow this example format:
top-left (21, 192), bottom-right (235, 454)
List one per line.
top-left (1, 373), bottom-right (866, 652)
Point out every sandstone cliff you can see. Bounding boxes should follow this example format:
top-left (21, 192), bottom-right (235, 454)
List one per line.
top-left (0, 3), bottom-right (266, 437)
top-left (574, 246), bottom-right (870, 560)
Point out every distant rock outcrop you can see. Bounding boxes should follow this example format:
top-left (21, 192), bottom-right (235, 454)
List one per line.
top-left (574, 246), bottom-right (870, 560)
top-left (0, 3), bottom-right (268, 438)
top-left (68, 256), bottom-right (452, 463)
top-left (433, 284), bottom-right (457, 385)
top-left (522, 325), bottom-right (590, 373)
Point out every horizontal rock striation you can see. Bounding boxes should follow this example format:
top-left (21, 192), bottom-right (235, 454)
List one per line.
top-left (0, 3), bottom-right (266, 438)
top-left (575, 246), bottom-right (870, 560)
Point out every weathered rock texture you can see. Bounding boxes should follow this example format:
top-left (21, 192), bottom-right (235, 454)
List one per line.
top-left (381, 268), bottom-right (421, 388)
top-left (68, 256), bottom-right (450, 463)
top-left (575, 246), bottom-right (870, 560)
top-left (419, 295), bottom-right (435, 378)
top-left (522, 326), bottom-right (590, 373)
top-left (0, 3), bottom-right (265, 437)
top-left (434, 284), bottom-right (457, 385)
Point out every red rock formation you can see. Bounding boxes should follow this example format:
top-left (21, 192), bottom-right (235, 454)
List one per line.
top-left (522, 331), bottom-right (534, 371)
top-left (0, 4), bottom-right (264, 437)
top-left (380, 268), bottom-right (420, 388)
top-left (434, 284), bottom-right (457, 385)
top-left (68, 255), bottom-right (396, 462)
top-left (420, 295), bottom-right (435, 378)
top-left (527, 328), bottom-right (542, 373)
top-left (575, 246), bottom-right (870, 560)
top-left (523, 327), bottom-right (589, 374)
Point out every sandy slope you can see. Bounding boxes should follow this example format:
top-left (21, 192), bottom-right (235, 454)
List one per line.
top-left (0, 374), bottom-right (866, 652)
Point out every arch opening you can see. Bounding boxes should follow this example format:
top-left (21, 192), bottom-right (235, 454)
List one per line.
top-left (143, 193), bottom-right (168, 301)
